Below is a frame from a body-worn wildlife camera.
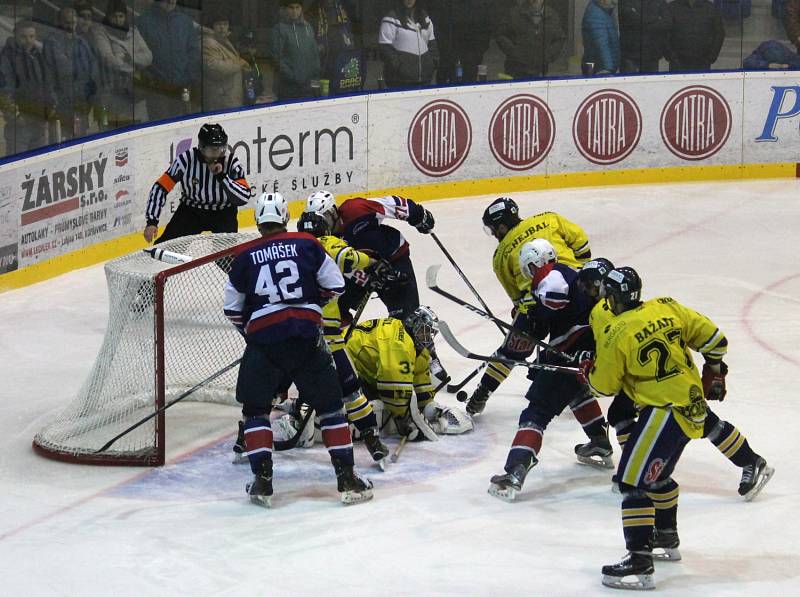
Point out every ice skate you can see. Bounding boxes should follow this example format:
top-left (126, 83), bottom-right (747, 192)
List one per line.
top-left (739, 456), bottom-right (774, 501)
top-left (335, 463), bottom-right (374, 505)
top-left (246, 461), bottom-right (273, 508)
top-left (232, 420), bottom-right (248, 464)
top-left (363, 429), bottom-right (389, 471)
top-left (601, 552), bottom-right (655, 591)
top-left (488, 461), bottom-right (535, 502)
top-left (575, 435), bottom-right (614, 469)
top-left (652, 528), bottom-right (681, 562)
top-left (466, 384), bottom-right (490, 416)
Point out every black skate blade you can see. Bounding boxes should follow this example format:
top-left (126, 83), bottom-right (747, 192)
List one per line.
top-left (743, 465), bottom-right (774, 502)
top-left (576, 454), bottom-right (614, 469)
top-left (601, 572), bottom-right (655, 591)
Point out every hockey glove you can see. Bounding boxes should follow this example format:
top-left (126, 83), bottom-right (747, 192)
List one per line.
top-left (414, 208), bottom-right (435, 234)
top-left (574, 351), bottom-right (594, 385)
top-left (368, 261), bottom-right (409, 291)
top-left (702, 361), bottom-right (728, 401)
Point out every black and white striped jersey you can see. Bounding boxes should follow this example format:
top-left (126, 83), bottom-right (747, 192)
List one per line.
top-left (145, 148), bottom-right (251, 225)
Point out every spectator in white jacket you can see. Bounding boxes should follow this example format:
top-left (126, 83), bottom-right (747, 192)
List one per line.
top-left (379, 0), bottom-right (439, 88)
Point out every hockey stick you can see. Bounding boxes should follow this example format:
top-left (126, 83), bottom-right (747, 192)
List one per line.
top-left (429, 233), bottom-right (506, 336)
top-left (438, 321), bottom-right (580, 376)
top-left (273, 406), bottom-right (314, 452)
top-left (446, 363), bottom-right (486, 394)
top-left (95, 357), bottom-right (242, 454)
top-left (426, 265), bottom-right (572, 361)
top-left (389, 375), bottom-right (452, 463)
top-left (343, 289), bottom-right (373, 344)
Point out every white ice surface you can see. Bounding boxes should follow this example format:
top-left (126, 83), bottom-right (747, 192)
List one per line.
top-left (1, 180), bottom-right (799, 596)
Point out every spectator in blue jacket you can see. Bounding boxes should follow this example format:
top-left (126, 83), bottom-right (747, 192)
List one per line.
top-left (137, 0), bottom-right (200, 120)
top-left (743, 40), bottom-right (800, 70)
top-left (44, 6), bottom-right (98, 141)
top-left (268, 0), bottom-right (321, 100)
top-left (582, 0), bottom-right (620, 75)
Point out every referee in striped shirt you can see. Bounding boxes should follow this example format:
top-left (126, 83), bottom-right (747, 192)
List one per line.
top-left (143, 123), bottom-right (252, 244)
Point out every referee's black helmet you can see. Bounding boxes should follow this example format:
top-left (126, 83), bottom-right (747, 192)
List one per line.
top-left (198, 123), bottom-right (228, 148)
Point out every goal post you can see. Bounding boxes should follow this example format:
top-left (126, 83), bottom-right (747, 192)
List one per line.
top-left (33, 232), bottom-right (260, 466)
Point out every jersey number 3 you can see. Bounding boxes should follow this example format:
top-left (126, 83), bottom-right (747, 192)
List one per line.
top-left (255, 260), bottom-right (302, 302)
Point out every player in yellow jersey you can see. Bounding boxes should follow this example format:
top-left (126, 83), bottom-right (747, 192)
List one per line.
top-left (584, 267), bottom-right (773, 590)
top-left (296, 210), bottom-right (392, 466)
top-left (346, 309), bottom-right (473, 441)
top-left (587, 272), bottom-right (774, 503)
top-left (466, 196), bottom-right (592, 416)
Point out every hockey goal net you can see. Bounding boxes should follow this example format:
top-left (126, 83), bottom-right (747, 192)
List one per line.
top-left (33, 232), bottom-right (260, 466)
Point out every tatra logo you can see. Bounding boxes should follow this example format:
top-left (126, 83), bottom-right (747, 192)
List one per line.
top-left (573, 90), bottom-right (642, 165)
top-left (489, 94), bottom-right (554, 171)
top-left (660, 86), bottom-right (731, 161)
top-left (408, 99), bottom-right (472, 177)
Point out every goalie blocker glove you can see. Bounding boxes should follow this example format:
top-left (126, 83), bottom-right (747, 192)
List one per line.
top-left (702, 360), bottom-right (728, 401)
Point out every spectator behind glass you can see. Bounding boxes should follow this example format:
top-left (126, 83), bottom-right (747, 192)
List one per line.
top-left (582, 0), bottom-right (621, 75)
top-left (665, 0), bottom-right (725, 72)
top-left (74, 0), bottom-right (97, 40)
top-left (494, 0), bottom-right (565, 79)
top-left (268, 1), bottom-right (321, 100)
top-left (202, 9), bottom-right (248, 111)
top-left (784, 0), bottom-right (800, 52)
top-left (619, 0), bottom-right (669, 73)
top-left (91, 0), bottom-right (152, 130)
top-left (308, 0), bottom-right (363, 94)
top-left (743, 40), bottom-right (800, 70)
top-left (379, 0), bottom-right (439, 89)
top-left (44, 6), bottom-right (98, 142)
top-left (427, 0), bottom-right (491, 84)
top-left (137, 0), bottom-right (201, 121)
top-left (239, 31), bottom-right (271, 104)
top-left (0, 21), bottom-right (54, 154)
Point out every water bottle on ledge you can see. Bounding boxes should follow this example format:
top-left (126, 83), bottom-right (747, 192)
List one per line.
top-left (181, 87), bottom-right (190, 103)
top-left (455, 60), bottom-right (463, 83)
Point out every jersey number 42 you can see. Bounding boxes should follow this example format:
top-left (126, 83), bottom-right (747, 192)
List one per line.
top-left (255, 260), bottom-right (302, 302)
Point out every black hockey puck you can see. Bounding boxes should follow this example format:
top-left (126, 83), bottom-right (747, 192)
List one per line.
top-left (456, 390), bottom-right (468, 402)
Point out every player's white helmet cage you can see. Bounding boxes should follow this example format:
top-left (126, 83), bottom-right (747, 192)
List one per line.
top-left (519, 238), bottom-right (557, 279)
top-left (306, 190), bottom-right (338, 229)
top-left (404, 305), bottom-right (439, 350)
top-left (255, 192), bottom-right (289, 226)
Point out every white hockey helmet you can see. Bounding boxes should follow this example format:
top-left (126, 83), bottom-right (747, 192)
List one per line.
top-left (306, 190), bottom-right (338, 228)
top-left (255, 192), bottom-right (289, 226)
top-left (519, 238), bottom-right (557, 279)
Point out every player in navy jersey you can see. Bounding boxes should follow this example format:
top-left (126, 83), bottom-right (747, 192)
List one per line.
top-left (224, 191), bottom-right (373, 507)
top-left (487, 242), bottom-right (612, 502)
top-left (143, 123), bottom-right (251, 244)
top-left (303, 190), bottom-right (451, 382)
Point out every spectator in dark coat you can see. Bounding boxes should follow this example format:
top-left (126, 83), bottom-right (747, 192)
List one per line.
top-left (91, 0), bottom-right (152, 129)
top-left (665, 0), bottom-right (725, 72)
top-left (137, 0), bottom-right (201, 120)
top-left (378, 0), bottom-right (439, 88)
top-left (44, 6), bottom-right (99, 141)
top-left (743, 40), bottom-right (800, 70)
top-left (268, 0), bottom-right (321, 100)
top-left (494, 0), bottom-right (565, 79)
top-left (0, 21), bottom-right (54, 154)
top-left (619, 0), bottom-right (669, 73)
top-left (308, 0), bottom-right (362, 93)
top-left (582, 0), bottom-right (621, 75)
top-left (427, 0), bottom-right (491, 83)
top-left (784, 0), bottom-right (800, 52)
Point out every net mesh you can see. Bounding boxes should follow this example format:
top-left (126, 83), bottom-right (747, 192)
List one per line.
top-left (33, 233), bottom-right (258, 465)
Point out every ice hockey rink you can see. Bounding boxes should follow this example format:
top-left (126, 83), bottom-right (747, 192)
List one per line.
top-left (1, 178), bottom-right (798, 596)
